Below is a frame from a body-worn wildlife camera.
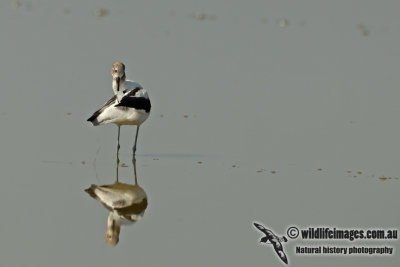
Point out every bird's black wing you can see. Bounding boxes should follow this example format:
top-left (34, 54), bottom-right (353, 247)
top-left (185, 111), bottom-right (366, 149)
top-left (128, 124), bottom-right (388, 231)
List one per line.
top-left (87, 95), bottom-right (117, 122)
top-left (115, 89), bottom-right (151, 113)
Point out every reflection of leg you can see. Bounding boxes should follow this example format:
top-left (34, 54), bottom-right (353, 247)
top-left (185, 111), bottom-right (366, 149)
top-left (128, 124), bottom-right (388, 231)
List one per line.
top-left (133, 126), bottom-right (140, 155)
top-left (132, 155), bottom-right (137, 185)
top-left (116, 155), bottom-right (120, 182)
top-left (116, 163), bottom-right (119, 182)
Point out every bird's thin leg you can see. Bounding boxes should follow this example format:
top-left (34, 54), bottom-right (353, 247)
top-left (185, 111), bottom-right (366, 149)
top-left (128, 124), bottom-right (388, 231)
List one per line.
top-left (116, 126), bottom-right (121, 182)
top-left (133, 126), bottom-right (140, 155)
top-left (116, 125), bottom-right (121, 165)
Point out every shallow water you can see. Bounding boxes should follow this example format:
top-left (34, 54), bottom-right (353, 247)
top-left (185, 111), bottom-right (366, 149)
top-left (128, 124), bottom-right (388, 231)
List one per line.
top-left (0, 0), bottom-right (399, 266)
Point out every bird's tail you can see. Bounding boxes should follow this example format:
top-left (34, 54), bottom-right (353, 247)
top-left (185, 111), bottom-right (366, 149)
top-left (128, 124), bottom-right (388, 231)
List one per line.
top-left (87, 115), bottom-right (100, 126)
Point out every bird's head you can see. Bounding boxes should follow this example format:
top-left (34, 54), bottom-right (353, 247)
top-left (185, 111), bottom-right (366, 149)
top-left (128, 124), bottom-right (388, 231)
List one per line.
top-left (111, 61), bottom-right (126, 94)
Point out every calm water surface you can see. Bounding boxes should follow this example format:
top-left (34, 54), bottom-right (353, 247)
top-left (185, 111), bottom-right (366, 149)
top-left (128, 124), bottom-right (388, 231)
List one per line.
top-left (0, 1), bottom-right (399, 266)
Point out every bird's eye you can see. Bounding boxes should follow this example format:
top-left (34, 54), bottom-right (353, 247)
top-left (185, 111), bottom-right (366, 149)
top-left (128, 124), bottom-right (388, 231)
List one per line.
top-left (114, 69), bottom-right (118, 73)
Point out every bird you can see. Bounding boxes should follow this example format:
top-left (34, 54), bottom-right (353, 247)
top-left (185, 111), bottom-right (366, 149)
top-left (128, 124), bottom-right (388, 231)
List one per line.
top-left (253, 222), bottom-right (289, 264)
top-left (87, 61), bottom-right (151, 156)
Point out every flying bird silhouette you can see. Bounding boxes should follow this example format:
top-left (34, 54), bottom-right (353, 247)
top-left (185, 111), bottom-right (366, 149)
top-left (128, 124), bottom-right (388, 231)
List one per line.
top-left (253, 222), bottom-right (289, 265)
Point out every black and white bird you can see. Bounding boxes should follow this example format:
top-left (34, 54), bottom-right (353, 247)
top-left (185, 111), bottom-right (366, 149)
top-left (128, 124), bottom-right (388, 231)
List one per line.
top-left (253, 222), bottom-right (289, 265)
top-left (87, 62), bottom-right (151, 156)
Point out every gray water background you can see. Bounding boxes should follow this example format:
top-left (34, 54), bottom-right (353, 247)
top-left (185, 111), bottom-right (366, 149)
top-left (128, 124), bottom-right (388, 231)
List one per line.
top-left (0, 0), bottom-right (399, 266)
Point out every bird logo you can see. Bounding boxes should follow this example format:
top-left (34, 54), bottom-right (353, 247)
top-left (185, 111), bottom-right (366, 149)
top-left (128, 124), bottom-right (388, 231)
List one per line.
top-left (253, 222), bottom-right (289, 265)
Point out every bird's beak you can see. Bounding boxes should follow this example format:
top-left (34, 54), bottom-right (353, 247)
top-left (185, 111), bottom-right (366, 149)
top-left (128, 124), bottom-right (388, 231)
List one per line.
top-left (116, 77), bottom-right (120, 91)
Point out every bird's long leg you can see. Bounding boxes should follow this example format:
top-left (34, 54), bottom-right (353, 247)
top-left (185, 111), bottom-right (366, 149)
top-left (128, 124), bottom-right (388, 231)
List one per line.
top-left (132, 126), bottom-right (140, 155)
top-left (116, 126), bottom-right (121, 181)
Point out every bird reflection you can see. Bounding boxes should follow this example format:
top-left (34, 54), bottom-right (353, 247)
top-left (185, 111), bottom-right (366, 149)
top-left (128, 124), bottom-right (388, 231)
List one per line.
top-left (85, 157), bottom-right (148, 246)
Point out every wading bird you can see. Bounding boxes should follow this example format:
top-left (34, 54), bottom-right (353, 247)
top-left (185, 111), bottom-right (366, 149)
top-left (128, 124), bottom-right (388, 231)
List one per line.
top-left (87, 62), bottom-right (151, 156)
